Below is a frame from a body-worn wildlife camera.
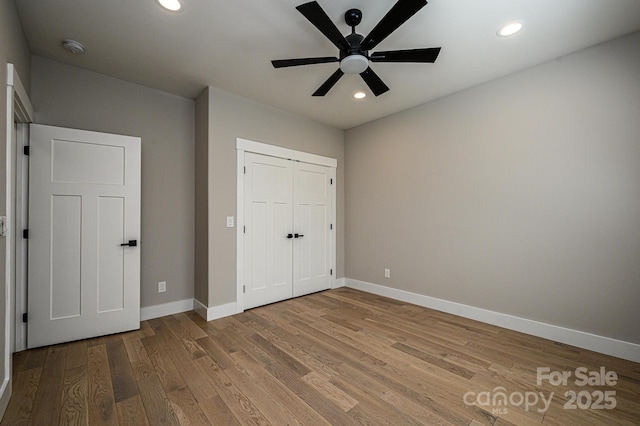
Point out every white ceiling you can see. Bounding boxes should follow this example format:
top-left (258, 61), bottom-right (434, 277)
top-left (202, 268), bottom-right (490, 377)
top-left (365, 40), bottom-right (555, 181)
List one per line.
top-left (14, 0), bottom-right (640, 129)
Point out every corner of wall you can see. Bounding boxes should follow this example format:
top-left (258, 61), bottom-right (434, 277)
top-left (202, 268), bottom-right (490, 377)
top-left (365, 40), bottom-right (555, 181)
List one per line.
top-left (194, 88), bottom-right (210, 306)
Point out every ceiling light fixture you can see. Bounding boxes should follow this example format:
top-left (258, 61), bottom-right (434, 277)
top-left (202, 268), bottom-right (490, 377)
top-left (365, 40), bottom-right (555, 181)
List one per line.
top-left (156, 0), bottom-right (182, 12)
top-left (497, 21), bottom-right (524, 37)
top-left (340, 55), bottom-right (369, 75)
top-left (353, 91), bottom-right (366, 99)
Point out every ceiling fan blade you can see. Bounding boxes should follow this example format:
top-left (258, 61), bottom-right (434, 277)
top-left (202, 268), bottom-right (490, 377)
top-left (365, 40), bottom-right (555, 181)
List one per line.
top-left (312, 69), bottom-right (344, 96)
top-left (297, 1), bottom-right (350, 51)
top-left (370, 47), bottom-right (441, 63)
top-left (360, 67), bottom-right (389, 96)
top-left (272, 57), bottom-right (339, 68)
top-left (361, 0), bottom-right (427, 51)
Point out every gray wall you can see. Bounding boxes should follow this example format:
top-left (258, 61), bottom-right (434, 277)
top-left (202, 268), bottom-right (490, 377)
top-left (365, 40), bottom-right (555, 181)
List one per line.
top-left (0, 0), bottom-right (31, 410)
top-left (196, 87), bottom-right (345, 308)
top-left (31, 56), bottom-right (195, 308)
top-left (345, 32), bottom-right (640, 344)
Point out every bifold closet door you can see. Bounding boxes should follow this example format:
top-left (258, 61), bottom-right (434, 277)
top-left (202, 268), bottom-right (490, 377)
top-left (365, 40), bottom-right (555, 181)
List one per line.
top-left (244, 153), bottom-right (294, 309)
top-left (244, 152), bottom-right (332, 310)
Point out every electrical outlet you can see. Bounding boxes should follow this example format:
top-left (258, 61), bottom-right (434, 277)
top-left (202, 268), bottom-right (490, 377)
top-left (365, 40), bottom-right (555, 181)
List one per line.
top-left (158, 281), bottom-right (167, 293)
top-left (384, 268), bottom-right (391, 278)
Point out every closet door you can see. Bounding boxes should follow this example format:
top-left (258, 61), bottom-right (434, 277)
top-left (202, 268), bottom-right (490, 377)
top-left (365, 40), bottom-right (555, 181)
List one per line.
top-left (293, 162), bottom-right (332, 297)
top-left (243, 153), bottom-right (294, 309)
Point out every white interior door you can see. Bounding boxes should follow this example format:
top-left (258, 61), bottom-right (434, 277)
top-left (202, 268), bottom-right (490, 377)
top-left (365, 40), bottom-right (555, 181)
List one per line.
top-left (28, 124), bottom-right (141, 348)
top-left (243, 153), bottom-right (293, 309)
top-left (243, 152), bottom-right (332, 310)
top-left (293, 162), bottom-right (332, 297)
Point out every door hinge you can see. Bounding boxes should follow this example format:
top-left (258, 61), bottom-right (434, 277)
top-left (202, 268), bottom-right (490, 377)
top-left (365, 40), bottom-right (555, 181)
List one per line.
top-left (330, 269), bottom-right (333, 276)
top-left (244, 166), bottom-right (246, 174)
top-left (23, 229), bottom-right (28, 239)
top-left (330, 178), bottom-right (333, 185)
top-left (22, 313), bottom-right (27, 323)
top-left (23, 146), bottom-right (30, 156)
top-left (243, 226), bottom-right (246, 234)
top-left (330, 224), bottom-right (333, 230)
top-left (243, 285), bottom-right (245, 293)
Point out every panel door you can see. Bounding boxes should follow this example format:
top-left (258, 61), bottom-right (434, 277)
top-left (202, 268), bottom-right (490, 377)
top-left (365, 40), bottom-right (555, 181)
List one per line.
top-left (28, 124), bottom-right (141, 348)
top-left (243, 153), bottom-right (294, 309)
top-left (293, 162), bottom-right (332, 297)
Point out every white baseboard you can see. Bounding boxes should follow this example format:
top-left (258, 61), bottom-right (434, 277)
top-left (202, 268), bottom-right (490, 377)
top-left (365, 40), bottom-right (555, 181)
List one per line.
top-left (333, 277), bottom-right (346, 289)
top-left (345, 278), bottom-right (640, 363)
top-left (140, 298), bottom-right (194, 321)
top-left (0, 377), bottom-right (10, 421)
top-left (193, 299), bottom-right (241, 322)
top-left (193, 298), bottom-right (208, 321)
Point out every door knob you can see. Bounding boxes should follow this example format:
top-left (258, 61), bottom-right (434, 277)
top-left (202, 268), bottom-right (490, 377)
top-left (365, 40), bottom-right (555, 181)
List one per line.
top-left (286, 234), bottom-right (294, 239)
top-left (120, 240), bottom-right (138, 247)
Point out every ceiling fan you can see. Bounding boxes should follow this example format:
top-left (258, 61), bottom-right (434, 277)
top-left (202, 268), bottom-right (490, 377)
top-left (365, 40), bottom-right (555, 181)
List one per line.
top-left (271, 0), bottom-right (441, 97)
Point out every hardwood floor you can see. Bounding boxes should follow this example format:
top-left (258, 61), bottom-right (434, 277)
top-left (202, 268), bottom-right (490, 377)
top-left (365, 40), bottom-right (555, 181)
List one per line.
top-left (2, 288), bottom-right (639, 425)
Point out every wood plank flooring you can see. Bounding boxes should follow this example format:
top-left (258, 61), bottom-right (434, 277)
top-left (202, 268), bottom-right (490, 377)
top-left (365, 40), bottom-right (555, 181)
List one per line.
top-left (2, 288), bottom-right (639, 425)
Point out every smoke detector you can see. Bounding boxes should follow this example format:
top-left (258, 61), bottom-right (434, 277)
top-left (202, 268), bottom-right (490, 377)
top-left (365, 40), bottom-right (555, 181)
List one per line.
top-left (62, 39), bottom-right (85, 54)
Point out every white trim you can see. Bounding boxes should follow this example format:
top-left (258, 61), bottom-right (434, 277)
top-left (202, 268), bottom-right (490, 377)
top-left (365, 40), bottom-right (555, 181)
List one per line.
top-left (237, 138), bottom-right (337, 168)
top-left (236, 138), bottom-right (338, 314)
top-left (13, 124), bottom-right (28, 352)
top-left (345, 278), bottom-right (640, 363)
top-left (333, 277), bottom-right (346, 289)
top-left (193, 298), bottom-right (208, 320)
top-left (140, 299), bottom-right (194, 321)
top-left (6, 64), bottom-right (33, 123)
top-left (236, 148), bottom-right (245, 312)
top-left (3, 64), bottom-right (34, 417)
top-left (194, 299), bottom-right (240, 322)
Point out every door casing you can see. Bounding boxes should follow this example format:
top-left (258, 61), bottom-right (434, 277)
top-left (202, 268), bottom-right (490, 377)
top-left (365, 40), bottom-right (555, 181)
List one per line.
top-left (236, 138), bottom-right (337, 312)
top-left (4, 63), bottom-right (34, 417)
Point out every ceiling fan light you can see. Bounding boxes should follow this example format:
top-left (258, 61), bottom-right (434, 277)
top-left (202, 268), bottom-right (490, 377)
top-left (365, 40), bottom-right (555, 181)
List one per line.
top-left (340, 55), bottom-right (369, 74)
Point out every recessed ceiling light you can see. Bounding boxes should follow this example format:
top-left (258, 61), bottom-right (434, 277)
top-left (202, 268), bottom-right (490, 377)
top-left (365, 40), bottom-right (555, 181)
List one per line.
top-left (497, 21), bottom-right (524, 37)
top-left (353, 92), bottom-right (366, 99)
top-left (156, 0), bottom-right (182, 12)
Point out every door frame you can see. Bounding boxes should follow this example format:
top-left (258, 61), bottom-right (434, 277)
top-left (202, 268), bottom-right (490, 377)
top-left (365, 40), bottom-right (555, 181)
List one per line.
top-left (3, 63), bottom-right (34, 415)
top-left (236, 138), bottom-right (337, 312)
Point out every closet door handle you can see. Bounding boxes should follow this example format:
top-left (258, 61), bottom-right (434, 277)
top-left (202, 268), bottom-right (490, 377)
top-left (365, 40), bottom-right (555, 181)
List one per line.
top-left (120, 239), bottom-right (137, 247)
top-left (294, 233), bottom-right (304, 238)
top-left (286, 234), bottom-right (294, 239)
